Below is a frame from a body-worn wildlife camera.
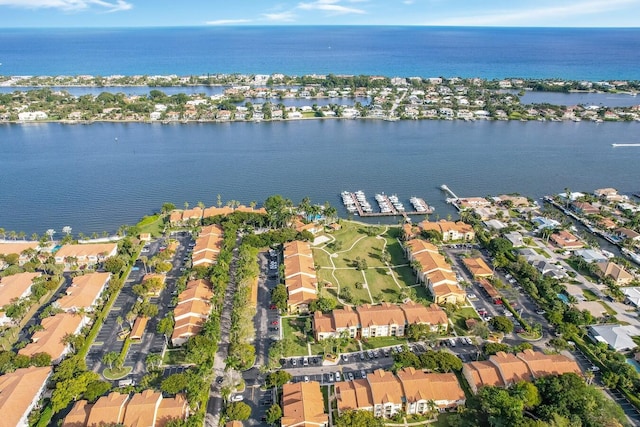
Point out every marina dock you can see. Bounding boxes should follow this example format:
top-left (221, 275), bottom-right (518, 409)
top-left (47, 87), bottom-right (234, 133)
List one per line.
top-left (341, 191), bottom-right (434, 219)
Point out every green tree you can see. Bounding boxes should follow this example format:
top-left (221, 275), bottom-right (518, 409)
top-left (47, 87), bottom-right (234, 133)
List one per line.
top-left (225, 401), bottom-right (252, 421)
top-left (161, 373), bottom-right (189, 395)
top-left (489, 316), bottom-right (514, 334)
top-left (104, 256), bottom-right (126, 274)
top-left (265, 403), bottom-right (283, 425)
top-left (271, 284), bottom-right (288, 311)
top-left (309, 296), bottom-right (337, 313)
top-left (266, 370), bottom-right (293, 388)
top-left (102, 351), bottom-right (119, 370)
top-left (84, 380), bottom-right (111, 402)
top-left (335, 410), bottom-right (384, 427)
top-left (29, 352), bottom-right (52, 367)
top-left (51, 371), bottom-right (99, 413)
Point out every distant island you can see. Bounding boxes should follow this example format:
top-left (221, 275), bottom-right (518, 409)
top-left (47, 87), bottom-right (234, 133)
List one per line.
top-left (0, 73), bottom-right (639, 124)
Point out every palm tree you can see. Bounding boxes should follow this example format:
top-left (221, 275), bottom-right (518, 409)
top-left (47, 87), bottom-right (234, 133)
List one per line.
top-left (140, 255), bottom-right (149, 273)
top-left (46, 229), bottom-right (55, 242)
top-left (62, 226), bottom-right (72, 237)
top-left (217, 194), bottom-right (222, 208)
top-left (9, 230), bottom-right (17, 240)
top-left (250, 201), bottom-right (257, 210)
top-left (31, 232), bottom-right (39, 242)
top-left (183, 201), bottom-right (189, 210)
top-left (197, 201), bottom-right (205, 209)
top-left (0, 227), bottom-right (5, 240)
top-left (18, 231), bottom-right (25, 240)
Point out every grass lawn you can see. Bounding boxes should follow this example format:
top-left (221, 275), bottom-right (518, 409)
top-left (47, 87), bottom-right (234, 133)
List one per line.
top-left (361, 336), bottom-right (408, 350)
top-left (312, 221), bottom-right (422, 307)
top-left (136, 214), bottom-right (164, 237)
top-left (163, 347), bottom-right (189, 365)
top-left (282, 317), bottom-right (312, 357)
top-left (412, 285), bottom-right (433, 301)
top-left (597, 301), bottom-right (618, 316)
top-left (103, 366), bottom-right (133, 380)
top-left (451, 307), bottom-right (481, 335)
top-left (312, 248), bottom-right (332, 268)
top-left (583, 289), bottom-right (599, 301)
top-left (333, 269), bottom-right (371, 304)
top-left (365, 268), bottom-right (401, 303)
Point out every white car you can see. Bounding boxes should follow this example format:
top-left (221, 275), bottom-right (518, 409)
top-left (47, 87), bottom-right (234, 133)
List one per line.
top-left (231, 394), bottom-right (244, 402)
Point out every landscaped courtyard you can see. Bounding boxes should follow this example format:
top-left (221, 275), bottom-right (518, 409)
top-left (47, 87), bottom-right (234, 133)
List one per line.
top-left (312, 221), bottom-right (432, 306)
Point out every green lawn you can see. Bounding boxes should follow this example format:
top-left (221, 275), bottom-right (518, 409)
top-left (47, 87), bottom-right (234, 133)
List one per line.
top-left (163, 347), bottom-right (188, 365)
top-left (103, 366), bottom-right (132, 380)
top-left (451, 307), bottom-right (481, 335)
top-left (365, 268), bottom-right (401, 303)
top-left (361, 336), bottom-right (408, 350)
top-left (583, 289), bottom-right (599, 301)
top-left (312, 221), bottom-right (424, 308)
top-left (282, 317), bottom-right (312, 357)
top-left (136, 214), bottom-right (164, 237)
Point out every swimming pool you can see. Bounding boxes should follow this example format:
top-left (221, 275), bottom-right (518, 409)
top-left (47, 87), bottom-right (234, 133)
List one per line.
top-left (557, 293), bottom-right (570, 304)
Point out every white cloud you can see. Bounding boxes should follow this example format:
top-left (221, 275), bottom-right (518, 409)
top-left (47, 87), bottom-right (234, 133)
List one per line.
top-left (403, 0), bottom-right (414, 4)
top-left (297, 0), bottom-right (366, 15)
top-left (427, 0), bottom-right (637, 26)
top-left (0, 0), bottom-right (131, 12)
top-left (263, 11), bottom-right (297, 22)
top-left (205, 18), bottom-right (252, 25)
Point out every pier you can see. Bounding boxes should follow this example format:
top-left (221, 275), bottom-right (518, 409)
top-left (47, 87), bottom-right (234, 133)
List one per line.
top-left (341, 191), bottom-right (434, 220)
top-left (440, 184), bottom-right (461, 210)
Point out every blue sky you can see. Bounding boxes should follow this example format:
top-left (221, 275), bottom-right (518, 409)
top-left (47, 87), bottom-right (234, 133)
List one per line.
top-left (0, 0), bottom-right (639, 27)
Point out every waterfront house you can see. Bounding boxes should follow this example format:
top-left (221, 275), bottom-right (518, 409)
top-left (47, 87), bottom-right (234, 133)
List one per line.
top-left (54, 272), bottom-right (111, 312)
top-left (594, 188), bottom-right (626, 202)
top-left (574, 249), bottom-right (608, 264)
top-left (571, 201), bottom-right (600, 216)
top-left (0, 366), bottom-right (52, 427)
top-left (550, 230), bottom-right (585, 250)
top-left (595, 261), bottom-right (634, 286)
top-left (281, 382), bottom-right (328, 427)
top-left (53, 243), bottom-right (118, 269)
top-left (615, 227), bottom-right (640, 243)
top-left (192, 225), bottom-right (223, 267)
top-left (19, 312), bottom-right (88, 363)
top-left (0, 241), bottom-right (41, 265)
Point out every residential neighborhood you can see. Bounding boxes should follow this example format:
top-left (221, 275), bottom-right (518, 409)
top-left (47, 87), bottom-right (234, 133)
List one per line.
top-left (0, 186), bottom-right (639, 426)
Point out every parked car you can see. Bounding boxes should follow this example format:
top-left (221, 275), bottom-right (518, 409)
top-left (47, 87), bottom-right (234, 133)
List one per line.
top-left (303, 376), bottom-right (310, 382)
top-left (361, 370), bottom-right (367, 379)
top-left (335, 372), bottom-right (341, 382)
top-left (231, 394), bottom-right (244, 402)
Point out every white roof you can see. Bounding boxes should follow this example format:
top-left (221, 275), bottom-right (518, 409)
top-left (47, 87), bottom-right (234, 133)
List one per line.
top-left (589, 324), bottom-right (640, 351)
top-left (622, 287), bottom-right (640, 307)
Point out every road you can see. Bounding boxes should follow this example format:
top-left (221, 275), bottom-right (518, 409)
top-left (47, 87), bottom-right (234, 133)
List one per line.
top-left (86, 232), bottom-right (192, 383)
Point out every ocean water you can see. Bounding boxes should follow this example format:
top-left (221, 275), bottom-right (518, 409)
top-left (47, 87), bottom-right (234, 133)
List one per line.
top-left (0, 120), bottom-right (638, 235)
top-left (1, 26), bottom-right (639, 79)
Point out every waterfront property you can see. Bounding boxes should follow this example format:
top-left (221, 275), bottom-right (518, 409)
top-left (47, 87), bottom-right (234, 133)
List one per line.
top-left (313, 301), bottom-right (448, 340)
top-left (588, 324), bottom-right (640, 351)
top-left (0, 366), bottom-right (52, 427)
top-left (53, 243), bottom-right (118, 269)
top-left (595, 261), bottom-right (634, 286)
top-left (0, 242), bottom-right (40, 266)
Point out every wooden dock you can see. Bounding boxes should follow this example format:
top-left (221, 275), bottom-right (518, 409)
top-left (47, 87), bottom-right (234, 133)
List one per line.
top-left (346, 192), bottom-right (433, 220)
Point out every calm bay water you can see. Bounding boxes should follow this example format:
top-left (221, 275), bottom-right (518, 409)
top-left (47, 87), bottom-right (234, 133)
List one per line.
top-left (0, 120), bottom-right (639, 235)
